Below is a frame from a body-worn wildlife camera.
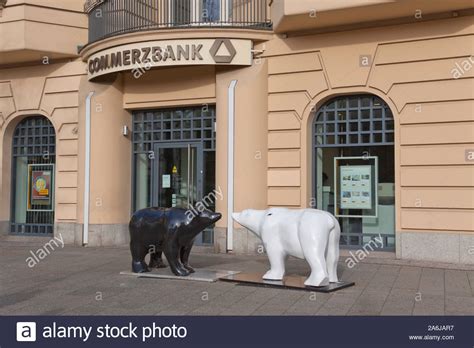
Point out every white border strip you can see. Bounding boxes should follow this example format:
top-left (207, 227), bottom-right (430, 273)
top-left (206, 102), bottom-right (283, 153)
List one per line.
top-left (227, 80), bottom-right (237, 251)
top-left (83, 92), bottom-right (94, 246)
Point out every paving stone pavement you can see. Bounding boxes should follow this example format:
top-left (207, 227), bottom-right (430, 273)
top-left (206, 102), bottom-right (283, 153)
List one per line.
top-left (0, 241), bottom-right (473, 316)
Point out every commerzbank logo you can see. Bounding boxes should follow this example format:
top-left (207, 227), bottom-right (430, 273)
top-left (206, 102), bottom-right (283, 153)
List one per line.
top-left (210, 39), bottom-right (237, 64)
top-left (86, 38), bottom-right (251, 80)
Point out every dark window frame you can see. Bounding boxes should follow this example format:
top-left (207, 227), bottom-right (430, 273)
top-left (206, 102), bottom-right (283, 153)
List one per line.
top-left (312, 95), bottom-right (395, 250)
top-left (131, 105), bottom-right (216, 212)
top-left (10, 116), bottom-right (56, 236)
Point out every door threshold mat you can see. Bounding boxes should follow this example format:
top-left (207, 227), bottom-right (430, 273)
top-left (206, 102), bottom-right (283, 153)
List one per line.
top-left (120, 269), bottom-right (240, 283)
top-left (220, 272), bottom-right (355, 292)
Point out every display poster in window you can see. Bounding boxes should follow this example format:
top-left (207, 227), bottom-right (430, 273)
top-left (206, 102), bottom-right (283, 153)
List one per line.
top-left (30, 170), bottom-right (52, 206)
top-left (340, 165), bottom-right (372, 210)
top-left (334, 156), bottom-right (378, 218)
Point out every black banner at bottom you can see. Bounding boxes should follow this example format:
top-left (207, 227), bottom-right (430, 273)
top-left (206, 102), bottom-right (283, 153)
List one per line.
top-left (2, 316), bottom-right (473, 348)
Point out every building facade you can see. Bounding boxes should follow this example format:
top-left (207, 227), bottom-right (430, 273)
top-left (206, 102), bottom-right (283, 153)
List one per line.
top-left (0, 0), bottom-right (473, 264)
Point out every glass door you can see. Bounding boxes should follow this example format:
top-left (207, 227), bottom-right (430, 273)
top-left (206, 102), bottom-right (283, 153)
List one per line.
top-left (133, 106), bottom-right (217, 245)
top-left (152, 143), bottom-right (203, 210)
top-left (152, 142), bottom-right (213, 245)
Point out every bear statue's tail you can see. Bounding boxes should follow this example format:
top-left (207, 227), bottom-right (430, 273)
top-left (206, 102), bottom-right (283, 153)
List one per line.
top-left (326, 214), bottom-right (341, 283)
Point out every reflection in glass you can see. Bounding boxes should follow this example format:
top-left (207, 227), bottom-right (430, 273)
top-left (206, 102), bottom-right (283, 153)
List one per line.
top-left (313, 95), bottom-right (395, 250)
top-left (202, 0), bottom-right (221, 22)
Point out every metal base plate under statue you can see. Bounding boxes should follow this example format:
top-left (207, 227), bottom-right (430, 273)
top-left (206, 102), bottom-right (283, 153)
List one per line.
top-left (121, 269), bottom-right (240, 283)
top-left (220, 272), bottom-right (355, 293)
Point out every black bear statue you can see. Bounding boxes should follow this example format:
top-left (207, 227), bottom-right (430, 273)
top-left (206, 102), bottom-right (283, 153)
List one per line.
top-left (129, 207), bottom-right (222, 276)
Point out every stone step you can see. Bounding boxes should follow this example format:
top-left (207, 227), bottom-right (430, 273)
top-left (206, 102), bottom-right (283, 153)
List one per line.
top-left (0, 234), bottom-right (52, 244)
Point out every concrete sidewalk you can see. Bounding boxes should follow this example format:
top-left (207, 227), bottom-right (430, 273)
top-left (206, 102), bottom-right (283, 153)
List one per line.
top-left (0, 241), bottom-right (473, 316)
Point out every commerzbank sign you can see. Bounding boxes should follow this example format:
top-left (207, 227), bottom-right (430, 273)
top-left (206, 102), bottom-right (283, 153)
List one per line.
top-left (87, 39), bottom-right (252, 80)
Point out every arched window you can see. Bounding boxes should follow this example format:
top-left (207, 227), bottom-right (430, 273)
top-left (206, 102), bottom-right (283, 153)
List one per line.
top-left (11, 116), bottom-right (56, 235)
top-left (314, 94), bottom-right (394, 147)
top-left (312, 95), bottom-right (395, 250)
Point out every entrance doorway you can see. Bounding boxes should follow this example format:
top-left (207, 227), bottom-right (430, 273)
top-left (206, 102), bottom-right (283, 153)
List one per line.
top-left (132, 106), bottom-right (216, 245)
top-left (312, 95), bottom-right (395, 250)
top-left (152, 143), bottom-right (202, 209)
top-left (10, 116), bottom-right (56, 235)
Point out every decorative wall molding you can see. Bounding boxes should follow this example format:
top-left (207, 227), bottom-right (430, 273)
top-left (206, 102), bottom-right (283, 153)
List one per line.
top-left (84, 0), bottom-right (104, 13)
top-left (0, 0), bottom-right (7, 16)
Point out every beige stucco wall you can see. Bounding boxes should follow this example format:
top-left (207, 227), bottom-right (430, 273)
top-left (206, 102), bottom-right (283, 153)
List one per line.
top-left (121, 63), bottom-right (269, 253)
top-left (1, 1), bottom-right (473, 263)
top-left (0, 59), bottom-right (86, 226)
top-left (271, 0), bottom-right (474, 34)
top-left (215, 62), bottom-right (269, 253)
top-left (259, 14), bottom-right (474, 262)
top-left (80, 75), bottom-right (132, 225)
top-left (0, 1), bottom-right (87, 65)
top-left (123, 66), bottom-right (217, 109)
top-left (0, 0), bottom-right (87, 237)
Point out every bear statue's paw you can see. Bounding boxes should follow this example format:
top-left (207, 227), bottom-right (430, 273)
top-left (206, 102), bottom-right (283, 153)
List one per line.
top-left (132, 261), bottom-right (150, 273)
top-left (304, 274), bottom-right (329, 287)
top-left (184, 265), bottom-right (195, 273)
top-left (170, 267), bottom-right (191, 277)
top-left (263, 270), bottom-right (285, 281)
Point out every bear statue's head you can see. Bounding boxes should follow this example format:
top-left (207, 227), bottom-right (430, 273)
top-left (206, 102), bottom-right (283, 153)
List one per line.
top-left (232, 209), bottom-right (267, 237)
top-left (189, 208), bottom-right (222, 232)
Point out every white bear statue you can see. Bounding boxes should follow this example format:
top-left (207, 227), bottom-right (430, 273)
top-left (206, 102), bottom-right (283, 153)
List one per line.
top-left (232, 208), bottom-right (340, 287)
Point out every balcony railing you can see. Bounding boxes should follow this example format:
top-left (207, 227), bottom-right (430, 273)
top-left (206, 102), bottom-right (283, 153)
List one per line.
top-left (86, 0), bottom-right (272, 43)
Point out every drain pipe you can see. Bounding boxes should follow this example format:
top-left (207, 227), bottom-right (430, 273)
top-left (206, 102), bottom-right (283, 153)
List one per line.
top-left (83, 91), bottom-right (94, 246)
top-left (227, 80), bottom-right (237, 252)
